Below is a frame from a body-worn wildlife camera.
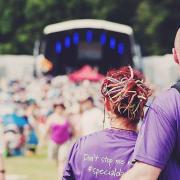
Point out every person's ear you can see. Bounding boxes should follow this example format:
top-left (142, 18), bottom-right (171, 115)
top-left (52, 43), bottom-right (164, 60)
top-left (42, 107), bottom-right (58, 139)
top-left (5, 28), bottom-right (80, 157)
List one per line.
top-left (172, 48), bottom-right (179, 64)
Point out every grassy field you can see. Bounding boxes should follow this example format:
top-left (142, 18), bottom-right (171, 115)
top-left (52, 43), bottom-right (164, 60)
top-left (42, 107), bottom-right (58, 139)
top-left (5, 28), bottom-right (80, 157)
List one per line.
top-left (5, 155), bottom-right (58, 180)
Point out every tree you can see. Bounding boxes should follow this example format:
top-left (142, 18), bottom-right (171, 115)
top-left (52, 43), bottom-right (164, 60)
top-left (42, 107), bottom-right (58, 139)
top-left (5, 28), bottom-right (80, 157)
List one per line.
top-left (0, 0), bottom-right (179, 55)
top-left (134, 0), bottom-right (180, 55)
top-left (0, 0), bottom-right (26, 53)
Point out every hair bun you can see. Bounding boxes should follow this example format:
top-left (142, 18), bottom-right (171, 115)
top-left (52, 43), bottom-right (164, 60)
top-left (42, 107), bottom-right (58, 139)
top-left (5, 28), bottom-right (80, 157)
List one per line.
top-left (101, 66), bottom-right (151, 122)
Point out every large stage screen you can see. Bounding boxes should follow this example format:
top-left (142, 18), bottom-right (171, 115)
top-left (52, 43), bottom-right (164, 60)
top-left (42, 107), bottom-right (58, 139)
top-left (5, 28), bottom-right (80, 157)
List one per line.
top-left (78, 42), bottom-right (102, 60)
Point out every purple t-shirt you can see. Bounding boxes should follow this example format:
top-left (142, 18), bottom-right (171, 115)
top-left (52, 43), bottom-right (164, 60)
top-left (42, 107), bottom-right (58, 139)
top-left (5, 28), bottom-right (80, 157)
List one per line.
top-left (63, 128), bottom-right (137, 180)
top-left (51, 122), bottom-right (70, 144)
top-left (133, 88), bottom-right (180, 179)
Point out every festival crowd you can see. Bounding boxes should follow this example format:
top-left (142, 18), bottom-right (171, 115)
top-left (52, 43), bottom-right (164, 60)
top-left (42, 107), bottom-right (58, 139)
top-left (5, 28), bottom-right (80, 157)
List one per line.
top-left (0, 75), bottom-right (108, 177)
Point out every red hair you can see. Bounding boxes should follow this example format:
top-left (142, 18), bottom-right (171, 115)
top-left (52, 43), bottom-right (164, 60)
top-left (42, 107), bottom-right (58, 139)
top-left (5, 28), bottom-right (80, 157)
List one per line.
top-left (101, 66), bottom-right (151, 123)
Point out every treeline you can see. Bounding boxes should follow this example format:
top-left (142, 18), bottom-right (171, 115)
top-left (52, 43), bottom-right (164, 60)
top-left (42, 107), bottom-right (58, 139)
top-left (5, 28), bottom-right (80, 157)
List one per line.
top-left (0, 0), bottom-right (179, 55)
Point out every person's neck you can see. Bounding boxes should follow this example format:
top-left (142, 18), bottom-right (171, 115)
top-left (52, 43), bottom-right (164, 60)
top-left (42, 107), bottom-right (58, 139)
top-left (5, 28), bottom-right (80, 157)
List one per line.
top-left (87, 105), bottom-right (95, 111)
top-left (110, 117), bottom-right (137, 132)
top-left (55, 112), bottom-right (63, 116)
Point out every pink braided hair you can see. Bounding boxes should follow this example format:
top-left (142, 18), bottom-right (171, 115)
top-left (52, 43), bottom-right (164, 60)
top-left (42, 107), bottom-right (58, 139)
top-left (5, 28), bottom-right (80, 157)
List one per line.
top-left (101, 66), bottom-right (152, 123)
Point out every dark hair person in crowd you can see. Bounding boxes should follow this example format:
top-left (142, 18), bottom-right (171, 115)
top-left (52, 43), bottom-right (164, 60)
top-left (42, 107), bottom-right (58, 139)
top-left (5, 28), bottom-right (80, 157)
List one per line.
top-left (62, 66), bottom-right (151, 180)
top-left (122, 28), bottom-right (180, 180)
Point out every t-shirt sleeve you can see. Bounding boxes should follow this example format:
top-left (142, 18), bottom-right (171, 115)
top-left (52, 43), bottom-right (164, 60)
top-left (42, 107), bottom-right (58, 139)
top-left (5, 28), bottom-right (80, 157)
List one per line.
top-left (62, 140), bottom-right (80, 180)
top-left (134, 96), bottom-right (177, 169)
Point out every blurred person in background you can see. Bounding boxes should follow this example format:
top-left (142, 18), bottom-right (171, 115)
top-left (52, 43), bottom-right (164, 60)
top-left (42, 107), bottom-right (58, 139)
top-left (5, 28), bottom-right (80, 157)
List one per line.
top-left (80, 96), bottom-right (104, 136)
top-left (0, 118), bottom-right (5, 180)
top-left (122, 28), bottom-right (180, 180)
top-left (23, 99), bottom-right (39, 156)
top-left (68, 103), bottom-right (84, 140)
top-left (0, 155), bottom-right (5, 180)
top-left (2, 107), bottom-right (28, 157)
top-left (44, 103), bottom-right (72, 176)
top-left (63, 66), bottom-right (152, 179)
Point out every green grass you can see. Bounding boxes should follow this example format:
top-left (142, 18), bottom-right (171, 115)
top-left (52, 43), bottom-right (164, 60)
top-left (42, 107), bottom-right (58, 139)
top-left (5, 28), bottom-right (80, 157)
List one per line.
top-left (5, 155), bottom-right (58, 180)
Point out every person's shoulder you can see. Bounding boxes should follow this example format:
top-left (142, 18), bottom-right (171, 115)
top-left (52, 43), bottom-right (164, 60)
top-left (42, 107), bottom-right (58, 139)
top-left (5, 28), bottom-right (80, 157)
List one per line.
top-left (80, 130), bottom-right (106, 140)
top-left (149, 88), bottom-right (180, 116)
top-left (154, 88), bottom-right (179, 104)
top-left (76, 130), bottom-right (106, 147)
